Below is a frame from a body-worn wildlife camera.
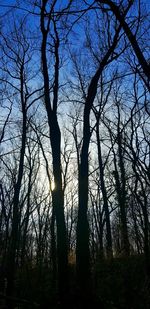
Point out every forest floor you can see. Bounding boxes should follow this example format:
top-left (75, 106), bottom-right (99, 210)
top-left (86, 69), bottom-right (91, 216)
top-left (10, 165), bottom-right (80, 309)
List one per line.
top-left (0, 255), bottom-right (150, 309)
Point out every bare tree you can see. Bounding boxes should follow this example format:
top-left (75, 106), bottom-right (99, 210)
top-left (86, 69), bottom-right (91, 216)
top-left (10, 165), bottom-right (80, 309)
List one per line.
top-left (96, 0), bottom-right (150, 90)
top-left (40, 0), bottom-right (69, 299)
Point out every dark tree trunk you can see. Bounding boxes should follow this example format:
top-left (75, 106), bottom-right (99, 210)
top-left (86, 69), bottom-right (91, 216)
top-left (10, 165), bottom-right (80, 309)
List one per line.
top-left (76, 133), bottom-right (91, 295)
top-left (21, 159), bottom-right (32, 267)
top-left (76, 67), bottom-right (103, 296)
top-left (135, 187), bottom-right (150, 275)
top-left (50, 118), bottom-right (68, 296)
top-left (40, 2), bottom-right (68, 298)
top-left (113, 162), bottom-right (130, 256)
top-left (76, 25), bottom-right (122, 296)
top-left (50, 206), bottom-right (57, 286)
top-left (96, 122), bottom-right (113, 258)
top-left (7, 105), bottom-right (27, 306)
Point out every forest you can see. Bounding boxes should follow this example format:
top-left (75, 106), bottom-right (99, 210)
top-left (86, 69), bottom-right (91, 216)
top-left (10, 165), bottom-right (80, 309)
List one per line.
top-left (0, 0), bottom-right (150, 308)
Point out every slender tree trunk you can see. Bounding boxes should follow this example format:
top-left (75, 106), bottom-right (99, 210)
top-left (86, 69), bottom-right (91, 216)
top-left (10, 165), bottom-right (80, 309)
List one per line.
top-left (40, 2), bottom-right (68, 298)
top-left (76, 68), bottom-right (102, 297)
top-left (21, 164), bottom-right (32, 267)
top-left (76, 134), bottom-right (91, 295)
top-left (7, 108), bottom-right (27, 307)
top-left (50, 206), bottom-right (57, 286)
top-left (135, 187), bottom-right (150, 275)
top-left (113, 163), bottom-right (130, 256)
top-left (76, 25), bottom-right (122, 297)
top-left (96, 121), bottom-right (113, 259)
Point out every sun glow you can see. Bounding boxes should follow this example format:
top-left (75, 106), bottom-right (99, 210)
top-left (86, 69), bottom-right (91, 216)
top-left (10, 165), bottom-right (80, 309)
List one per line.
top-left (51, 180), bottom-right (55, 191)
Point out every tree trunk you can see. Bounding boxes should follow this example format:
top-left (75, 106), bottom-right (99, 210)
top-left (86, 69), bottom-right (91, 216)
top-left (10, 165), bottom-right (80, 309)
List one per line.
top-left (7, 107), bottom-right (26, 307)
top-left (96, 121), bottom-right (113, 259)
top-left (76, 25), bottom-right (122, 296)
top-left (40, 3), bottom-right (68, 298)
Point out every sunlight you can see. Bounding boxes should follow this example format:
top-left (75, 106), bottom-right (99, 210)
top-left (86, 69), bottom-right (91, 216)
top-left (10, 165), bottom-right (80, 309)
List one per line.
top-left (51, 179), bottom-right (55, 191)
